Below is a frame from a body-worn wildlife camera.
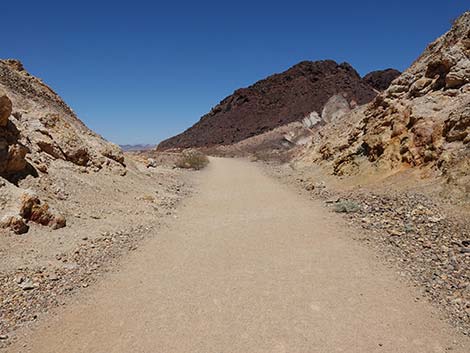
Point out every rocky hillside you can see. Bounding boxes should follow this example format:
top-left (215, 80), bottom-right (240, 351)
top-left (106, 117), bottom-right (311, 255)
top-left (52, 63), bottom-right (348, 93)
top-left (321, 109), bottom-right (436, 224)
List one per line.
top-left (0, 59), bottom-right (125, 234)
top-left (301, 12), bottom-right (470, 198)
top-left (158, 61), bottom-right (398, 150)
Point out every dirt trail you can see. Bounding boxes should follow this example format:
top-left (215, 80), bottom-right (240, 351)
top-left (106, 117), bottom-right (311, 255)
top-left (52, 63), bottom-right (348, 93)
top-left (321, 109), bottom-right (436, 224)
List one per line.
top-left (6, 158), bottom-right (469, 353)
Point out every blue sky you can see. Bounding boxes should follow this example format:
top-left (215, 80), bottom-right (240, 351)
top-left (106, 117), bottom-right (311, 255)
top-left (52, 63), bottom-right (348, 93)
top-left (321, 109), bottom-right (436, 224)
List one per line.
top-left (1, 1), bottom-right (468, 144)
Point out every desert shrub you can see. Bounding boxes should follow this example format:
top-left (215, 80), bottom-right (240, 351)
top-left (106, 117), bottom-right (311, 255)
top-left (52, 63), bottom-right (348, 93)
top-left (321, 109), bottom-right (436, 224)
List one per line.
top-left (333, 199), bottom-right (361, 213)
top-left (176, 150), bottom-right (209, 170)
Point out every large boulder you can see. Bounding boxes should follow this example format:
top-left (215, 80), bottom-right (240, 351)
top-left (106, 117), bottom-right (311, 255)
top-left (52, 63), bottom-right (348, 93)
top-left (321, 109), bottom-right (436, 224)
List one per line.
top-left (0, 214), bottom-right (29, 234)
top-left (5, 144), bottom-right (29, 173)
top-left (301, 11), bottom-right (470, 185)
top-left (19, 193), bottom-right (66, 229)
top-left (101, 143), bottom-right (125, 165)
top-left (0, 93), bottom-right (30, 180)
top-left (443, 106), bottom-right (470, 143)
top-left (321, 95), bottom-right (351, 123)
top-left (302, 111), bottom-right (321, 129)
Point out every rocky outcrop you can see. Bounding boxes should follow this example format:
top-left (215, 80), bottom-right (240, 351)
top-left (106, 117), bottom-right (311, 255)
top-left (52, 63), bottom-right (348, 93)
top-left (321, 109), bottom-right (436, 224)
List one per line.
top-left (0, 60), bottom-right (126, 234)
top-left (0, 215), bottom-right (29, 234)
top-left (0, 186), bottom-right (65, 234)
top-left (302, 112), bottom-right (322, 129)
top-left (303, 12), bottom-right (470, 196)
top-left (19, 193), bottom-right (66, 230)
top-left (0, 94), bottom-right (12, 126)
top-left (363, 69), bottom-right (401, 91)
top-left (0, 93), bottom-right (31, 182)
top-left (321, 94), bottom-right (352, 123)
top-left (0, 60), bottom-right (125, 172)
top-left (158, 60), bottom-right (392, 150)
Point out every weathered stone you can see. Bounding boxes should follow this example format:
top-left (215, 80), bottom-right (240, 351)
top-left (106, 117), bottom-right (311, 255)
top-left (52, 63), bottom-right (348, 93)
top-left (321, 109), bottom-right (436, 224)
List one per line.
top-left (50, 215), bottom-right (66, 230)
top-left (35, 163), bottom-right (48, 173)
top-left (444, 108), bottom-right (470, 142)
top-left (410, 77), bottom-right (433, 96)
top-left (19, 193), bottom-right (66, 229)
top-left (146, 158), bottom-right (157, 168)
top-left (0, 94), bottom-right (12, 127)
top-left (321, 95), bottom-right (351, 123)
top-left (446, 59), bottom-right (470, 88)
top-left (36, 139), bottom-right (65, 160)
top-left (391, 122), bottom-right (407, 137)
top-left (61, 143), bottom-right (90, 166)
top-left (302, 111), bottom-right (321, 129)
top-left (425, 59), bottom-right (454, 90)
top-left (18, 279), bottom-right (36, 290)
top-left (101, 144), bottom-right (125, 165)
top-left (411, 120), bottom-right (439, 147)
top-left (3, 59), bottom-right (24, 71)
top-left (0, 215), bottom-right (29, 234)
top-left (6, 144), bottom-right (28, 173)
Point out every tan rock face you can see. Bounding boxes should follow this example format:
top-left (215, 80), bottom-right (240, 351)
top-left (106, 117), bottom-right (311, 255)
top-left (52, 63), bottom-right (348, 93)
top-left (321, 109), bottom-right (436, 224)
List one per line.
top-left (0, 60), bottom-right (125, 171)
top-left (0, 192), bottom-right (66, 234)
top-left (0, 215), bottom-right (29, 234)
top-left (301, 11), bottom-right (470, 193)
top-left (444, 107), bottom-right (470, 142)
top-left (3, 59), bottom-right (24, 72)
top-left (0, 93), bottom-right (30, 180)
top-left (101, 144), bottom-right (126, 165)
top-left (410, 78), bottom-right (433, 97)
top-left (36, 138), bottom-right (64, 160)
top-left (19, 193), bottom-right (66, 229)
top-left (50, 214), bottom-right (66, 230)
top-left (0, 59), bottom-right (126, 235)
top-left (0, 94), bottom-right (12, 127)
top-left (321, 95), bottom-right (351, 124)
top-left (6, 144), bottom-right (29, 173)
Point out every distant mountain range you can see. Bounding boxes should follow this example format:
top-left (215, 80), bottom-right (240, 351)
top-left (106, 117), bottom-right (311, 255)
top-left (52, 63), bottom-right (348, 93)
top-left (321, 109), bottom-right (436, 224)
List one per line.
top-left (120, 144), bottom-right (155, 152)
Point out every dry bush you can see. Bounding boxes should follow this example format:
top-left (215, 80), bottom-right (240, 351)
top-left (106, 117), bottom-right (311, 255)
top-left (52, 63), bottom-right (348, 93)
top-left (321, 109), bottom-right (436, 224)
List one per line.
top-left (176, 150), bottom-right (209, 170)
top-left (333, 199), bottom-right (361, 213)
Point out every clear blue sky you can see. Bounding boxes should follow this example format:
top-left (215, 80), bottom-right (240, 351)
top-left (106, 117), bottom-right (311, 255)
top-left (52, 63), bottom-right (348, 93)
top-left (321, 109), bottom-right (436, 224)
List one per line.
top-left (1, 1), bottom-right (468, 144)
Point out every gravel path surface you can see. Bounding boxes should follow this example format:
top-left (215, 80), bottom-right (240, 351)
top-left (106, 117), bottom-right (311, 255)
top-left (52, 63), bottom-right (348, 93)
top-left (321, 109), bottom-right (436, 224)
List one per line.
top-left (5, 158), bottom-right (469, 352)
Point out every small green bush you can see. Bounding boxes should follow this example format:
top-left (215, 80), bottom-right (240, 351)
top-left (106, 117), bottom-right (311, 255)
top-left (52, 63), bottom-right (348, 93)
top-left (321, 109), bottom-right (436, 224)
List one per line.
top-left (176, 150), bottom-right (209, 170)
top-left (333, 199), bottom-right (361, 213)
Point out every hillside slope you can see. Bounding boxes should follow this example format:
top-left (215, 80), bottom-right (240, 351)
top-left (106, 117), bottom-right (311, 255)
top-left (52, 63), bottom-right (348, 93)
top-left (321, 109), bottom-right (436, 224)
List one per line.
top-left (158, 61), bottom-right (397, 150)
top-left (300, 12), bottom-right (470, 199)
top-left (0, 60), bottom-right (124, 176)
top-left (0, 59), bottom-right (125, 233)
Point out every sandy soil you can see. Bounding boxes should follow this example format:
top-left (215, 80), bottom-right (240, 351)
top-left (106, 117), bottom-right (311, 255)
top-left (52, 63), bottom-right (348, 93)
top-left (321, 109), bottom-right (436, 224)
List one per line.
top-left (4, 158), bottom-right (469, 352)
top-left (0, 156), bottom-right (191, 341)
top-left (263, 160), bottom-right (470, 333)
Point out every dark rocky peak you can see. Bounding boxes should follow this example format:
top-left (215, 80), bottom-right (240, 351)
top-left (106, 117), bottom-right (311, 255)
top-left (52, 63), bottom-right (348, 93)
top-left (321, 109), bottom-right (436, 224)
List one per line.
top-left (158, 60), bottom-right (382, 150)
top-left (363, 69), bottom-right (401, 91)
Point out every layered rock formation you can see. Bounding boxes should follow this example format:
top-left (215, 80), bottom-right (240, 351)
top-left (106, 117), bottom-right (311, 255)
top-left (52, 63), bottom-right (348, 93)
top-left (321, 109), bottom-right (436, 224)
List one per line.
top-left (303, 12), bottom-right (470, 194)
top-left (0, 60), bottom-right (124, 176)
top-left (0, 92), bottom-right (30, 182)
top-left (0, 59), bottom-right (126, 233)
top-left (158, 61), bottom-right (398, 150)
